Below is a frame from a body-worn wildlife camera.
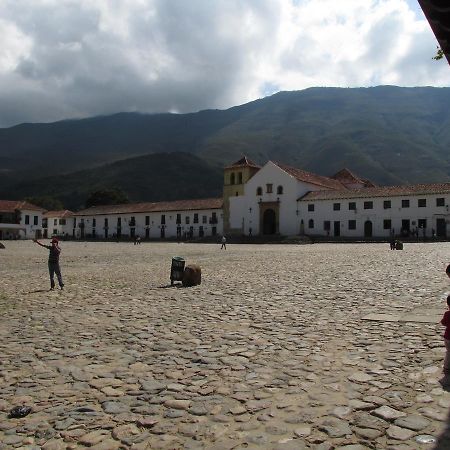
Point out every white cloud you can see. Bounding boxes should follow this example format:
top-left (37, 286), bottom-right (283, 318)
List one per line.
top-left (0, 0), bottom-right (448, 127)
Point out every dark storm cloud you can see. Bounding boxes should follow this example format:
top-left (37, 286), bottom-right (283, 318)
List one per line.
top-left (0, 0), bottom-right (447, 127)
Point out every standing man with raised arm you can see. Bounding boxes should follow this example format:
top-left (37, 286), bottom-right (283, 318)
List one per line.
top-left (33, 237), bottom-right (64, 290)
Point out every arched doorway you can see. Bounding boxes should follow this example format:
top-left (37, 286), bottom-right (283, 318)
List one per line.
top-left (263, 209), bottom-right (277, 235)
top-left (364, 220), bottom-right (373, 238)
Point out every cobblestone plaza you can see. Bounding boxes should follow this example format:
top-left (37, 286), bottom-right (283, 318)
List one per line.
top-left (1, 241), bottom-right (450, 449)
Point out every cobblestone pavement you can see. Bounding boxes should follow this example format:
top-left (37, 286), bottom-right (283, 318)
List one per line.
top-left (1, 241), bottom-right (450, 449)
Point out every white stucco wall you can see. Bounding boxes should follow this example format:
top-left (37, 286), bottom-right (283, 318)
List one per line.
top-left (299, 193), bottom-right (450, 237)
top-left (44, 216), bottom-right (73, 237)
top-left (73, 209), bottom-right (223, 239)
top-left (230, 162), bottom-right (334, 236)
top-left (20, 209), bottom-right (43, 239)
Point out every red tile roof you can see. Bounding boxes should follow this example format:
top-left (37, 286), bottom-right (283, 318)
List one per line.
top-left (43, 210), bottom-right (74, 218)
top-left (76, 198), bottom-right (223, 216)
top-left (225, 156), bottom-right (261, 170)
top-left (332, 168), bottom-right (376, 187)
top-left (300, 182), bottom-right (450, 201)
top-left (273, 162), bottom-right (347, 190)
top-left (0, 200), bottom-right (45, 213)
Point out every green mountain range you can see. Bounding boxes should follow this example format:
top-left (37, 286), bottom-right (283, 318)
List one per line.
top-left (1, 86), bottom-right (450, 209)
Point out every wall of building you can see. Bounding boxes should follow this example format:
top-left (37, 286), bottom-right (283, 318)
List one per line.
top-left (20, 209), bottom-right (43, 239)
top-left (230, 162), bottom-right (334, 236)
top-left (299, 193), bottom-right (450, 237)
top-left (73, 209), bottom-right (223, 239)
top-left (43, 217), bottom-right (73, 238)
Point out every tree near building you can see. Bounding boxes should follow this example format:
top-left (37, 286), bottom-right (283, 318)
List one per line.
top-left (25, 196), bottom-right (64, 211)
top-left (85, 189), bottom-right (129, 207)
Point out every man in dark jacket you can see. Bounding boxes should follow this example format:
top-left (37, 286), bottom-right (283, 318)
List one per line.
top-left (33, 237), bottom-right (64, 290)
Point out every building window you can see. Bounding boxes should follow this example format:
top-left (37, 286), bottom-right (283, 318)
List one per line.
top-left (117, 217), bottom-right (121, 226)
top-left (92, 218), bottom-right (96, 227)
top-left (185, 216), bottom-right (190, 224)
top-left (256, 187), bottom-right (262, 195)
top-left (402, 199), bottom-right (410, 208)
top-left (34, 216), bottom-right (38, 225)
top-left (364, 201), bottom-right (373, 210)
top-left (145, 216), bottom-right (150, 225)
top-left (202, 215), bottom-right (207, 224)
top-left (194, 213), bottom-right (198, 223)
top-left (238, 172), bottom-right (243, 184)
top-left (308, 204), bottom-right (315, 212)
top-left (104, 218), bottom-right (108, 228)
top-left (348, 202), bottom-right (356, 211)
top-left (59, 219), bottom-right (66, 225)
top-left (308, 219), bottom-right (314, 228)
top-left (176, 214), bottom-right (181, 224)
top-left (54, 219), bottom-right (58, 226)
top-left (211, 212), bottom-right (217, 223)
top-left (230, 173), bottom-right (235, 185)
top-left (161, 215), bottom-right (166, 225)
top-left (333, 203), bottom-right (341, 211)
top-left (266, 184), bottom-right (273, 193)
top-left (348, 220), bottom-right (356, 230)
top-left (277, 186), bottom-right (283, 195)
top-left (25, 215), bottom-right (30, 225)
top-left (383, 200), bottom-right (391, 209)
top-left (324, 221), bottom-right (330, 231)
top-left (418, 218), bottom-right (427, 229)
top-left (418, 198), bottom-right (426, 208)
top-left (436, 197), bottom-right (445, 207)
top-left (383, 219), bottom-right (391, 229)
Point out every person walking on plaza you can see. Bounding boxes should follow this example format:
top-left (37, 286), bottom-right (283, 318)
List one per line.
top-left (33, 237), bottom-right (64, 290)
top-left (220, 235), bottom-right (227, 250)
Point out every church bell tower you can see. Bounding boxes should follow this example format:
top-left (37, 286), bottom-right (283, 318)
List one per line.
top-left (223, 156), bottom-right (260, 234)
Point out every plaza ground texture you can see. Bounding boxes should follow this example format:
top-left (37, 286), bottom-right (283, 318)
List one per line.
top-left (1, 241), bottom-right (450, 449)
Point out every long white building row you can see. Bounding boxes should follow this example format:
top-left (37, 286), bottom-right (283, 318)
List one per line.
top-left (62, 198), bottom-right (223, 240)
top-left (227, 159), bottom-right (450, 239)
top-left (2, 158), bottom-right (450, 240)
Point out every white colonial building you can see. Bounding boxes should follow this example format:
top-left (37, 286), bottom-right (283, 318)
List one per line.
top-left (2, 157), bottom-right (450, 242)
top-left (73, 198), bottom-right (223, 240)
top-left (42, 210), bottom-right (74, 238)
top-left (0, 200), bottom-right (45, 240)
top-left (225, 158), bottom-right (450, 239)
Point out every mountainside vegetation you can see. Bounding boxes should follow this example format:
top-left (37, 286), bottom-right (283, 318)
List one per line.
top-left (1, 86), bottom-right (450, 209)
top-left (4, 153), bottom-right (223, 210)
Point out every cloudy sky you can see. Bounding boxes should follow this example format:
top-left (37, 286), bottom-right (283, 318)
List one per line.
top-left (0, 0), bottom-right (448, 127)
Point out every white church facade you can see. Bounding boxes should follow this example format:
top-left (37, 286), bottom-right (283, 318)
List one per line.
top-left (224, 157), bottom-right (450, 239)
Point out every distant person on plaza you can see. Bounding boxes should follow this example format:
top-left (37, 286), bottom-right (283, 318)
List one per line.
top-left (389, 237), bottom-right (396, 250)
top-left (33, 237), bottom-right (64, 290)
top-left (440, 295), bottom-right (450, 384)
top-left (221, 235), bottom-right (227, 250)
